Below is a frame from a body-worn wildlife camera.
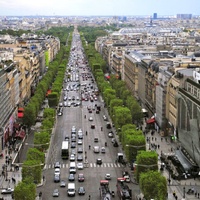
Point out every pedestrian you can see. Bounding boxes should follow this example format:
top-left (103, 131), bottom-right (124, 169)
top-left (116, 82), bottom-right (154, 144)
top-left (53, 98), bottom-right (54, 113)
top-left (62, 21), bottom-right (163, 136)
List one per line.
top-left (88, 195), bottom-right (91, 200)
top-left (161, 137), bottom-right (163, 142)
top-left (86, 131), bottom-right (87, 136)
top-left (43, 175), bottom-right (45, 181)
top-left (152, 137), bottom-right (154, 141)
top-left (198, 193), bottom-right (199, 198)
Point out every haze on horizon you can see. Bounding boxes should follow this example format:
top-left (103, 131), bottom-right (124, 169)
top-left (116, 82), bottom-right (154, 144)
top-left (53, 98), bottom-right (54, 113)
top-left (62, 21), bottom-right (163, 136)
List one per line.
top-left (0, 0), bottom-right (200, 16)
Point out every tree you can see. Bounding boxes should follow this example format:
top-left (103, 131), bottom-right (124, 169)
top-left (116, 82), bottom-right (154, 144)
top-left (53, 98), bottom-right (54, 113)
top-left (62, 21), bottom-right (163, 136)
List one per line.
top-left (124, 134), bottom-right (146, 163)
top-left (140, 171), bottom-right (167, 200)
top-left (34, 131), bottom-right (50, 151)
top-left (135, 151), bottom-right (158, 182)
top-left (23, 105), bottom-right (36, 128)
top-left (113, 106), bottom-right (132, 130)
top-left (109, 98), bottom-right (123, 118)
top-left (22, 160), bottom-right (42, 184)
top-left (26, 148), bottom-right (45, 164)
top-left (14, 178), bottom-right (36, 200)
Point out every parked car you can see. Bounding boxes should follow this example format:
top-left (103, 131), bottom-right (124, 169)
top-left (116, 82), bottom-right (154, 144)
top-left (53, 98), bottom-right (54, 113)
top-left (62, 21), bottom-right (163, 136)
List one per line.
top-left (1, 188), bottom-right (14, 194)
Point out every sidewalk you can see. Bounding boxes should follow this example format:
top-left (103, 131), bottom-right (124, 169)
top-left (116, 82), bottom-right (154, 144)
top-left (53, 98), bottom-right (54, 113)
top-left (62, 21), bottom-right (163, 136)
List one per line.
top-left (144, 124), bottom-right (200, 200)
top-left (0, 145), bottom-right (22, 200)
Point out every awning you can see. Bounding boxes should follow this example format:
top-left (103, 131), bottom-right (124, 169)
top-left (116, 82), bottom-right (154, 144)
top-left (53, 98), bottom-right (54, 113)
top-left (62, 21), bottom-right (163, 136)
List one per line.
top-left (15, 130), bottom-right (25, 139)
top-left (18, 112), bottom-right (24, 118)
top-left (146, 118), bottom-right (155, 124)
top-left (18, 107), bottom-right (24, 112)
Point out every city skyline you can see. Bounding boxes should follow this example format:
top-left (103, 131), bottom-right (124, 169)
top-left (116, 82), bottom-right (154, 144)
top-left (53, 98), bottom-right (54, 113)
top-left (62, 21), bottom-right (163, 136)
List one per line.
top-left (0, 0), bottom-right (200, 17)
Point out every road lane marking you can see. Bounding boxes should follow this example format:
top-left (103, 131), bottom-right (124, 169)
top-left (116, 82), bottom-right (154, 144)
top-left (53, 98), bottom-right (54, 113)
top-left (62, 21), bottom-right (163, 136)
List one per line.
top-left (110, 163), bottom-right (113, 167)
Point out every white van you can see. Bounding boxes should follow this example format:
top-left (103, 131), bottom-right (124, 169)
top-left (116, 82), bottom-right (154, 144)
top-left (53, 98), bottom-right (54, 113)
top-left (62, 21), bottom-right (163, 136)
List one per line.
top-left (68, 183), bottom-right (76, 196)
top-left (69, 162), bottom-right (76, 174)
top-left (93, 146), bottom-right (100, 153)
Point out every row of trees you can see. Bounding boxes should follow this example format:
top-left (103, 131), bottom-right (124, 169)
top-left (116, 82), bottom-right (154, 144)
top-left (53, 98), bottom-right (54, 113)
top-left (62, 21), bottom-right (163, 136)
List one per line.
top-left (13, 27), bottom-right (73, 200)
top-left (79, 27), bottom-right (167, 200)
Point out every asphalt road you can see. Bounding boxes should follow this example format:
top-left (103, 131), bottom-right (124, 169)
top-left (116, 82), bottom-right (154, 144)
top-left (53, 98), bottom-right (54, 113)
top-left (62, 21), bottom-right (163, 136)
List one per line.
top-left (34, 32), bottom-right (139, 200)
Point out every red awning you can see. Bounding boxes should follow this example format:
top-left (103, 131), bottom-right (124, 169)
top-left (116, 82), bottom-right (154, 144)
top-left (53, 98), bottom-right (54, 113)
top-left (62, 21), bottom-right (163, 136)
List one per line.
top-left (18, 107), bottom-right (24, 112)
top-left (15, 130), bottom-right (25, 139)
top-left (18, 112), bottom-right (24, 118)
top-left (146, 118), bottom-right (155, 124)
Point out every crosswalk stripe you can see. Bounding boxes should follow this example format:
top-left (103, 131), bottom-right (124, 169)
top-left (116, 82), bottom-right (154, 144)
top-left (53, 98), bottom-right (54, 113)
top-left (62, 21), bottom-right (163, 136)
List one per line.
top-left (45, 162), bottom-right (124, 169)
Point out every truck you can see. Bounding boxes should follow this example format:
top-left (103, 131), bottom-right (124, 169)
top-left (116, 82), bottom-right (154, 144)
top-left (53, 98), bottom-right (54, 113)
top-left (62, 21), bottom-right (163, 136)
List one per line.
top-left (99, 180), bottom-right (112, 200)
top-left (116, 178), bottom-right (132, 200)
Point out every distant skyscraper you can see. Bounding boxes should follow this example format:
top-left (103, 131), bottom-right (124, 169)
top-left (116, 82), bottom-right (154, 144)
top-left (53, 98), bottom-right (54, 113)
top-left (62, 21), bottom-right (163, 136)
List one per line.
top-left (153, 13), bottom-right (157, 19)
top-left (177, 14), bottom-right (192, 19)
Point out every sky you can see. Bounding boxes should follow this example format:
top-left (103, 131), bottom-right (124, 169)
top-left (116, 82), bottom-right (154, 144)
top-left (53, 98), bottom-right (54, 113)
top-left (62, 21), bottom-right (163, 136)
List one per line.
top-left (0, 0), bottom-right (200, 16)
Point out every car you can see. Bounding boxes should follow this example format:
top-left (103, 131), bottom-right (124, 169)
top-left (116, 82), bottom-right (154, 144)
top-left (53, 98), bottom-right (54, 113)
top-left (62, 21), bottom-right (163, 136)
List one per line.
top-left (77, 163), bottom-right (84, 170)
top-left (68, 173), bottom-right (75, 181)
top-left (1, 188), bottom-right (14, 194)
top-left (71, 137), bottom-right (76, 142)
top-left (101, 147), bottom-right (106, 153)
top-left (105, 173), bottom-right (111, 180)
top-left (54, 168), bottom-right (60, 175)
top-left (77, 147), bottom-right (83, 153)
top-left (64, 101), bottom-right (67, 107)
top-left (71, 142), bottom-right (76, 148)
top-left (108, 131), bottom-right (114, 138)
top-left (57, 111), bottom-right (63, 116)
top-left (52, 189), bottom-right (59, 197)
top-left (71, 149), bottom-right (76, 155)
top-left (91, 124), bottom-right (95, 129)
top-left (96, 158), bottom-right (102, 165)
top-left (78, 186), bottom-right (85, 195)
top-left (54, 174), bottom-right (60, 183)
top-left (111, 138), bottom-right (116, 143)
top-left (88, 117), bottom-right (93, 121)
top-left (77, 154), bottom-right (83, 161)
top-left (88, 109), bottom-right (92, 113)
top-left (63, 96), bottom-right (68, 101)
top-left (78, 174), bottom-right (85, 182)
top-left (54, 162), bottom-right (61, 168)
top-left (60, 180), bottom-right (66, 187)
top-left (70, 154), bottom-right (76, 161)
top-left (59, 102), bottom-right (63, 107)
top-left (67, 102), bottom-right (71, 107)
top-left (103, 115), bottom-right (108, 121)
top-left (113, 142), bottom-right (119, 147)
top-left (77, 140), bottom-right (83, 145)
top-left (94, 138), bottom-right (98, 143)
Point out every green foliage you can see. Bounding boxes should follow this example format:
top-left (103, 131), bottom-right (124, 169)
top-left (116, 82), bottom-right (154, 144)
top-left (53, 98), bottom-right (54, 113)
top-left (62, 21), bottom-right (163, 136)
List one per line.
top-left (140, 171), bottom-right (167, 200)
top-left (26, 148), bottom-right (45, 164)
top-left (109, 98), bottom-right (123, 118)
top-left (43, 108), bottom-right (55, 119)
top-left (136, 151), bottom-right (158, 182)
top-left (22, 160), bottom-right (42, 184)
top-left (45, 50), bottom-right (49, 66)
top-left (48, 92), bottom-right (59, 107)
top-left (113, 106), bottom-right (132, 130)
top-left (14, 178), bottom-right (36, 200)
top-left (34, 131), bottom-right (50, 151)
top-left (23, 105), bottom-right (36, 127)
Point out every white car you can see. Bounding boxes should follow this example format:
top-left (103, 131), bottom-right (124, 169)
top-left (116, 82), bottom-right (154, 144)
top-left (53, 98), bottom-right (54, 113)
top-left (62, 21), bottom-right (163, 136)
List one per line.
top-left (70, 154), bottom-right (76, 161)
top-left (54, 168), bottom-right (60, 175)
top-left (77, 163), bottom-right (84, 170)
top-left (105, 174), bottom-right (111, 180)
top-left (1, 188), bottom-right (14, 194)
top-left (77, 140), bottom-right (83, 145)
top-left (88, 117), bottom-right (93, 121)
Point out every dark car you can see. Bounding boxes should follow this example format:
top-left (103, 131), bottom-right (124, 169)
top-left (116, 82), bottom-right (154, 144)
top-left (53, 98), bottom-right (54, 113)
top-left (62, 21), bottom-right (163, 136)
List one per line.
top-left (68, 173), bottom-right (75, 181)
top-left (91, 124), bottom-right (95, 129)
top-left (54, 174), bottom-right (60, 183)
top-left (78, 174), bottom-right (85, 182)
top-left (78, 187), bottom-right (85, 195)
top-left (113, 142), bottom-right (119, 147)
top-left (77, 154), bottom-right (83, 161)
top-left (96, 158), bottom-right (102, 165)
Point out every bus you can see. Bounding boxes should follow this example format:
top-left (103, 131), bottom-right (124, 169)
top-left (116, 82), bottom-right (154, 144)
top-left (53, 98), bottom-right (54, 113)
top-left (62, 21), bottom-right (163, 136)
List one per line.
top-left (61, 141), bottom-right (69, 159)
